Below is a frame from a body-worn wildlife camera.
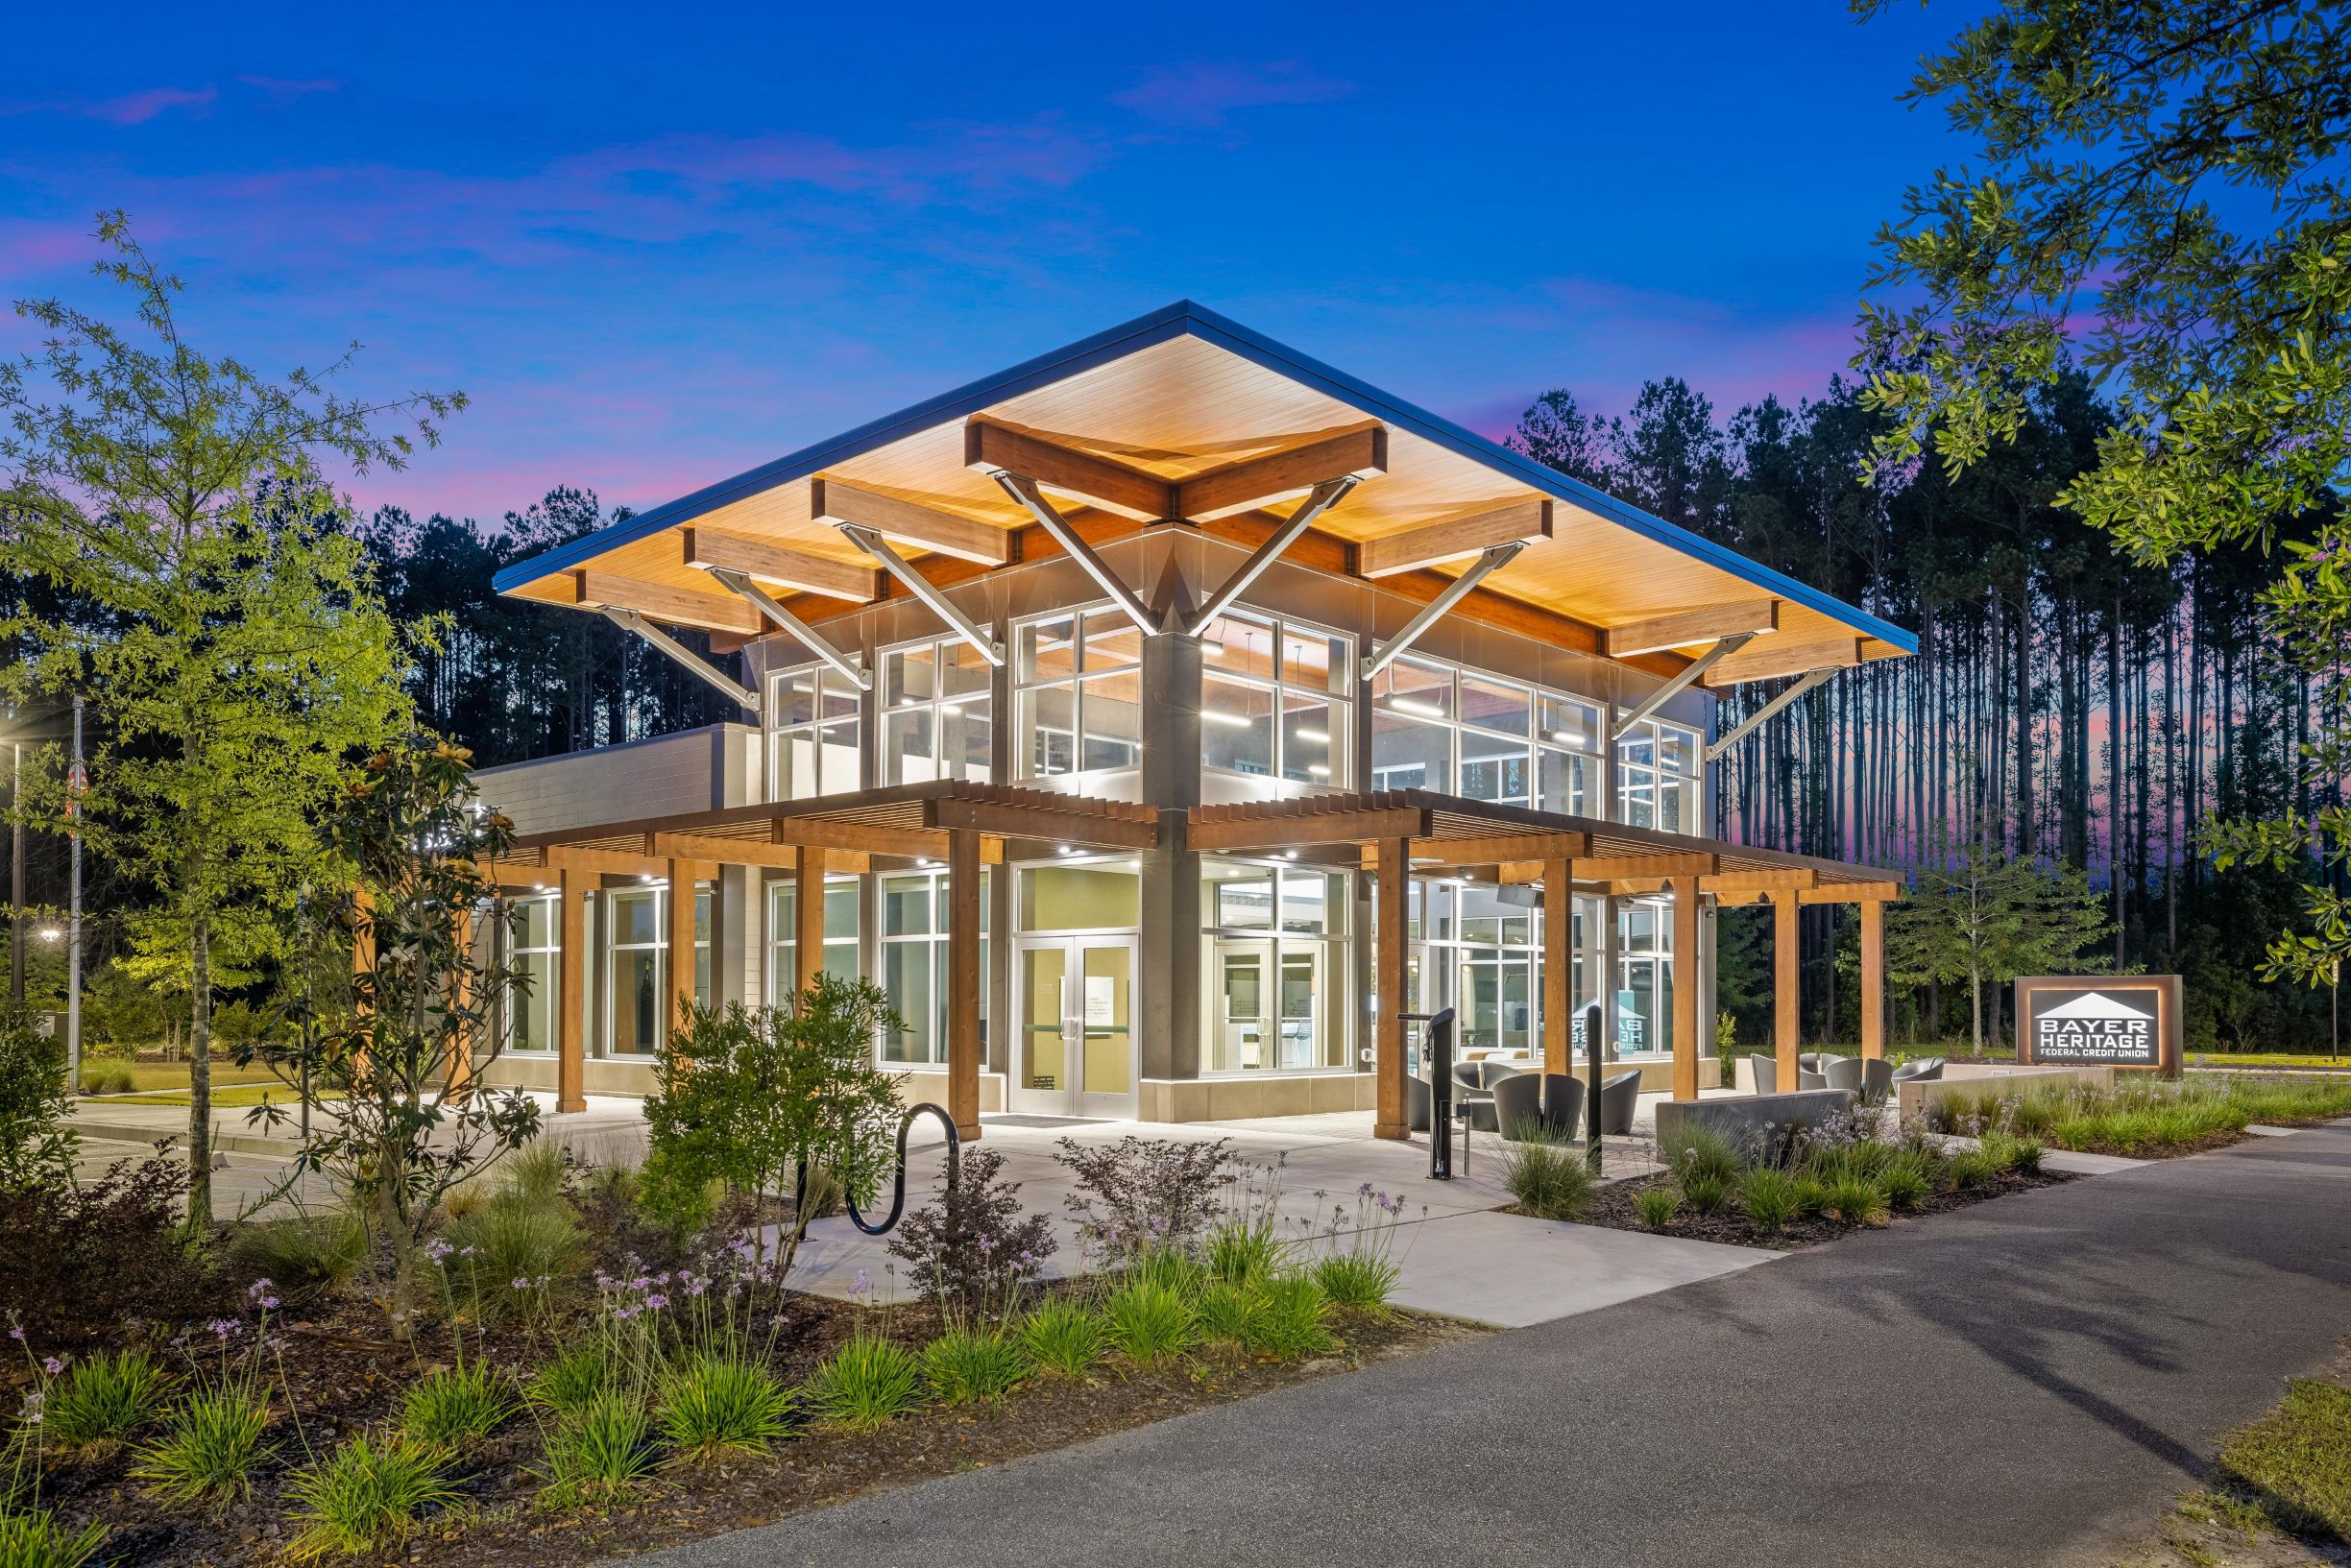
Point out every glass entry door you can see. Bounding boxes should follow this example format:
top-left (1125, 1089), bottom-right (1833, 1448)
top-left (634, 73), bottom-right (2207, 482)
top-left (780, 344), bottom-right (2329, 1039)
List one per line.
top-left (1213, 940), bottom-right (1323, 1073)
top-left (1012, 934), bottom-right (1136, 1117)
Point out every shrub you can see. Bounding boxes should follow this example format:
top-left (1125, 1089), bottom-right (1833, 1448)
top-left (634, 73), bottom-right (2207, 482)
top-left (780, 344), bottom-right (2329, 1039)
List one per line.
top-left (1127, 1242), bottom-right (1207, 1298)
top-left (1203, 1217), bottom-right (1282, 1288)
top-left (441, 1197), bottom-right (583, 1321)
top-left (1192, 1280), bottom-right (1263, 1346)
top-left (921, 1328), bottom-right (1030, 1406)
top-left (43, 1349), bottom-right (171, 1455)
top-left (1633, 1186), bottom-right (1682, 1230)
top-left (0, 1155), bottom-right (222, 1351)
top-left (1019, 1297), bottom-right (1106, 1379)
top-left (1242, 1273), bottom-right (1335, 1361)
top-left (1102, 1279), bottom-right (1198, 1364)
top-left (0, 1005), bottom-right (77, 1190)
top-left (1054, 1135), bottom-right (1242, 1261)
top-left (0, 1506), bottom-right (108, 1568)
top-left (803, 1333), bottom-right (922, 1431)
top-left (1662, 1124), bottom-right (1743, 1189)
top-left (1822, 1174), bottom-right (1889, 1226)
top-left (283, 1435), bottom-right (457, 1561)
top-left (1503, 1133), bottom-right (1596, 1220)
top-left (1682, 1170), bottom-right (1733, 1217)
top-left (500, 1140), bottom-right (573, 1208)
top-left (1740, 1167), bottom-right (1799, 1234)
top-left (1948, 1149), bottom-right (1996, 1190)
top-left (229, 1209), bottom-right (372, 1304)
top-left (400, 1363), bottom-right (518, 1451)
top-left (535, 1392), bottom-right (658, 1508)
top-left (658, 1351), bottom-right (792, 1458)
top-left (526, 1344), bottom-right (614, 1418)
top-left (1789, 1172), bottom-right (1830, 1218)
top-left (1312, 1250), bottom-right (1399, 1317)
top-left (886, 1147), bottom-right (1056, 1320)
top-left (1879, 1151), bottom-right (1933, 1211)
top-left (133, 1388), bottom-right (271, 1510)
top-left (2010, 1136), bottom-right (2046, 1175)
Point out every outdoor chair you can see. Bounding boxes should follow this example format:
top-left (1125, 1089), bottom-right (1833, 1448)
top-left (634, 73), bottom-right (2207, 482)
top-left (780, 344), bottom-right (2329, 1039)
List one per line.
top-left (1539, 1074), bottom-right (1588, 1142)
top-left (1800, 1051), bottom-right (1834, 1075)
top-left (1491, 1073), bottom-right (1547, 1141)
top-left (1599, 1069), bottom-right (1642, 1135)
top-left (1889, 1057), bottom-right (1946, 1086)
top-left (1860, 1057), bottom-right (1895, 1103)
top-left (1822, 1056), bottom-right (1865, 1093)
top-left (1799, 1068), bottom-right (1829, 1091)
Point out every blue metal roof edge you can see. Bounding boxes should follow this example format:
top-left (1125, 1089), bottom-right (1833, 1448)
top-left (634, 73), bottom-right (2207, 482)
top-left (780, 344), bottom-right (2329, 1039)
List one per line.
top-left (494, 299), bottom-right (1918, 656)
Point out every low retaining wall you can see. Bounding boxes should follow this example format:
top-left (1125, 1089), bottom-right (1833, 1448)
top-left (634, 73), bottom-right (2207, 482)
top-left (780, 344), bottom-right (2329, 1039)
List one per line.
top-left (1654, 1088), bottom-right (1856, 1153)
top-left (1897, 1065), bottom-right (2113, 1123)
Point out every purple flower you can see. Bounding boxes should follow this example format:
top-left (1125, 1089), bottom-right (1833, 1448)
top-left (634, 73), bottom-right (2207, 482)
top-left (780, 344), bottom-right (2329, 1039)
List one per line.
top-left (40, 1356), bottom-right (63, 1376)
top-left (7, 1326), bottom-right (22, 1342)
top-left (511, 1276), bottom-right (532, 1291)
top-left (644, 1293), bottom-right (668, 1312)
top-left (849, 1268), bottom-right (873, 1301)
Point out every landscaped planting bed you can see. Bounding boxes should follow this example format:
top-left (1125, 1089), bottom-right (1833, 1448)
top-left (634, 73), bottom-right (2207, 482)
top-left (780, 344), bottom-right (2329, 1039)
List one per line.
top-left (1498, 1111), bottom-right (2071, 1249)
top-left (3, 1134), bottom-right (1467, 1567)
top-left (1922, 1074), bottom-right (2351, 1159)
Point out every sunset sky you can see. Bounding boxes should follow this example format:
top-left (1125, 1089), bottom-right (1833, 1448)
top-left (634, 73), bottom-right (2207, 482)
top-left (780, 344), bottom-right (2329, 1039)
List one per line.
top-left (4, 2), bottom-right (1971, 527)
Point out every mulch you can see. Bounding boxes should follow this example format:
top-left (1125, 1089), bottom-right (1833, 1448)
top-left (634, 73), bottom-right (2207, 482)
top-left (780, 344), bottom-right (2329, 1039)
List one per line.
top-left (22, 1294), bottom-right (1484, 1568)
top-left (1540, 1166), bottom-right (2076, 1252)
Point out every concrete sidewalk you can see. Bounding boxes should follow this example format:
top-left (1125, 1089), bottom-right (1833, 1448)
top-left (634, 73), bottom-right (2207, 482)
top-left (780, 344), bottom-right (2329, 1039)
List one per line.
top-left (625, 1122), bottom-right (2351, 1568)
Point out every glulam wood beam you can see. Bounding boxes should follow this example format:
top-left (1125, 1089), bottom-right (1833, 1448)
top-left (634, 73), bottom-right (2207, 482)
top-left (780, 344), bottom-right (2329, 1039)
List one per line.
top-left (1702, 634), bottom-right (1864, 688)
top-left (1175, 424), bottom-right (1387, 522)
top-left (1357, 498), bottom-right (1553, 579)
top-left (811, 479), bottom-right (1010, 566)
top-left (1606, 599), bottom-right (1780, 659)
top-left (570, 570), bottom-right (761, 637)
top-left (681, 527), bottom-right (877, 601)
top-left (964, 419), bottom-right (1172, 521)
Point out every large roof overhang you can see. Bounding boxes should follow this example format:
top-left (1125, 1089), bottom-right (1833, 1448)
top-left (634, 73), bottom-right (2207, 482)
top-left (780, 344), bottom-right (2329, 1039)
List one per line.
top-left (494, 302), bottom-right (1914, 684)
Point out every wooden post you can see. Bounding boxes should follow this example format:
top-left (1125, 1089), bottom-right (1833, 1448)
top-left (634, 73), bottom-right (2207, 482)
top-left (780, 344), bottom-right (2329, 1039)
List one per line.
top-left (350, 886), bottom-right (376, 1075)
top-left (1772, 888), bottom-right (1799, 1092)
top-left (1543, 856), bottom-right (1573, 1079)
top-left (793, 844), bottom-right (826, 1002)
top-left (1373, 836), bottom-right (1408, 1140)
top-left (665, 859), bottom-right (698, 1047)
top-left (1671, 874), bottom-right (1701, 1102)
top-left (947, 828), bottom-right (982, 1140)
top-left (1859, 897), bottom-right (1885, 1061)
top-left (446, 905), bottom-right (476, 1100)
top-left (557, 867), bottom-right (586, 1113)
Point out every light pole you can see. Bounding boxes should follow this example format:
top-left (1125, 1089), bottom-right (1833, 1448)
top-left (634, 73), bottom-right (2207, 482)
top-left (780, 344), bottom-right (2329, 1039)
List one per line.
top-left (10, 736), bottom-right (21, 1005)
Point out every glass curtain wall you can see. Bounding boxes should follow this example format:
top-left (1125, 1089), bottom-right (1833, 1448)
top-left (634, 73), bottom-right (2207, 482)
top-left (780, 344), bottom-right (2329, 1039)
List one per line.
top-left (1197, 612), bottom-right (1352, 787)
top-left (881, 638), bottom-right (993, 785)
top-left (1199, 860), bottom-right (1351, 1073)
top-left (878, 868), bottom-right (990, 1065)
top-left (771, 664), bottom-right (863, 800)
top-left (602, 885), bottom-right (711, 1057)
top-left (1014, 609), bottom-right (1143, 781)
top-left (505, 894), bottom-right (559, 1053)
top-left (1615, 717), bottom-right (1704, 832)
top-left (764, 878), bottom-right (862, 1002)
top-left (1407, 880), bottom-right (1539, 1059)
top-left (1369, 657), bottom-right (1605, 814)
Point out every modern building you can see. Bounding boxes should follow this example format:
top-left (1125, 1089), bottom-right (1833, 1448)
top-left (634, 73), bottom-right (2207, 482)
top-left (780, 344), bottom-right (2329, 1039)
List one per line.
top-left (473, 302), bottom-right (1911, 1138)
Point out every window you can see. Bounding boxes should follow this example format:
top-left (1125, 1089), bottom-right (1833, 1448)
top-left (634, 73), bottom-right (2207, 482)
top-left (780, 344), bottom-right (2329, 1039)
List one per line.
top-left (1198, 612), bottom-right (1351, 786)
top-left (1614, 897), bottom-right (1676, 1053)
top-left (1370, 659), bottom-right (1605, 813)
top-left (1014, 610), bottom-right (1143, 778)
top-left (770, 663), bottom-right (862, 800)
top-left (878, 869), bottom-right (990, 1065)
top-left (1407, 880), bottom-right (1538, 1058)
top-left (881, 638), bottom-right (993, 785)
top-left (1200, 861), bottom-right (1350, 1073)
top-left (505, 895), bottom-right (559, 1053)
top-left (1615, 717), bottom-right (1702, 832)
top-left (602, 884), bottom-right (711, 1057)
top-left (765, 877), bottom-right (861, 1003)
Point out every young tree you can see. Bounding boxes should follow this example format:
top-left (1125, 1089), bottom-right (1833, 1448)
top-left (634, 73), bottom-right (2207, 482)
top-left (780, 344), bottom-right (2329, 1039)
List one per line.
top-left (259, 736), bottom-right (541, 1330)
top-left (1855, 1), bottom-right (2351, 988)
top-left (0, 215), bottom-right (458, 1226)
top-left (1887, 815), bottom-right (2118, 1052)
top-left (640, 977), bottom-right (905, 1281)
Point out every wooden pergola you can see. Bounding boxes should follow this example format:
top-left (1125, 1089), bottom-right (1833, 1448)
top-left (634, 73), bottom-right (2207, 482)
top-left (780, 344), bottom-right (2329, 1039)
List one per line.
top-left (1188, 790), bottom-right (1901, 1139)
top-left (481, 782), bottom-right (1159, 1136)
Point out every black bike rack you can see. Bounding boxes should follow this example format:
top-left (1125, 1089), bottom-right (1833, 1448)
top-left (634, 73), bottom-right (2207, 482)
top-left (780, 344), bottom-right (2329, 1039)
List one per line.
top-left (837, 1102), bottom-right (963, 1237)
top-left (1400, 1008), bottom-right (1458, 1181)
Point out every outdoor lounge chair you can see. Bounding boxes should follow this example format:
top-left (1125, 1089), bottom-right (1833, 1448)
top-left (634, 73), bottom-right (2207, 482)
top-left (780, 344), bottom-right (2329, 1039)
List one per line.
top-left (1799, 1068), bottom-right (1829, 1091)
top-left (1539, 1074), bottom-right (1588, 1141)
top-left (1822, 1056), bottom-right (1865, 1093)
top-left (1599, 1069), bottom-right (1642, 1135)
top-left (1860, 1057), bottom-right (1895, 1102)
top-left (1889, 1057), bottom-right (1945, 1086)
top-left (1800, 1052), bottom-right (1834, 1075)
top-left (1491, 1072), bottom-right (1546, 1140)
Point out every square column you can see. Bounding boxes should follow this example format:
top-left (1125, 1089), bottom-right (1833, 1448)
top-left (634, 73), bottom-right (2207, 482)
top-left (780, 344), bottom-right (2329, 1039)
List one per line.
top-left (557, 868), bottom-right (586, 1113)
top-left (665, 858), bottom-right (701, 1044)
top-left (1542, 856), bottom-right (1573, 1078)
top-left (1373, 835), bottom-right (1409, 1140)
top-left (1859, 897), bottom-right (1885, 1060)
top-left (447, 906), bottom-right (476, 1099)
top-left (1772, 888), bottom-right (1799, 1092)
top-left (946, 828), bottom-right (982, 1139)
top-left (1670, 874), bottom-right (1702, 1101)
top-left (792, 844), bottom-right (827, 1000)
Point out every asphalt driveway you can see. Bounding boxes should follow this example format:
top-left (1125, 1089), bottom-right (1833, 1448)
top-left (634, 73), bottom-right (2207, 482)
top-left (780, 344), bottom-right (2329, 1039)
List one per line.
top-left (627, 1122), bottom-right (2351, 1568)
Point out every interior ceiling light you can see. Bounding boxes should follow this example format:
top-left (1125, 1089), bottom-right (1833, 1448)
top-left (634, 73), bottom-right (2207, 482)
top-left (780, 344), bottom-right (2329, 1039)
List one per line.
top-left (1387, 696), bottom-right (1443, 718)
top-left (1202, 710), bottom-right (1252, 729)
top-left (1293, 727), bottom-right (1329, 743)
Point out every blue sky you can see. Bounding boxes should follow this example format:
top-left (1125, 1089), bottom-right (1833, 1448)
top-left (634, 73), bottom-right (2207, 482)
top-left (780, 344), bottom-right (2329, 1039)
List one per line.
top-left (4, 1), bottom-right (1973, 524)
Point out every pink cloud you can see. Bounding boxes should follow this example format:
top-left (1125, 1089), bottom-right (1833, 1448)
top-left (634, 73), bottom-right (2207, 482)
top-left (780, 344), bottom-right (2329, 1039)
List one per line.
top-left (1110, 62), bottom-right (1348, 127)
top-left (88, 85), bottom-right (216, 125)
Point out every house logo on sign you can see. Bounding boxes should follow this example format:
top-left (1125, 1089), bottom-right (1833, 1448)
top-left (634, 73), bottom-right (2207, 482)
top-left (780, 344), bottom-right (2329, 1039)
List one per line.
top-left (2033, 991), bottom-right (2157, 1065)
